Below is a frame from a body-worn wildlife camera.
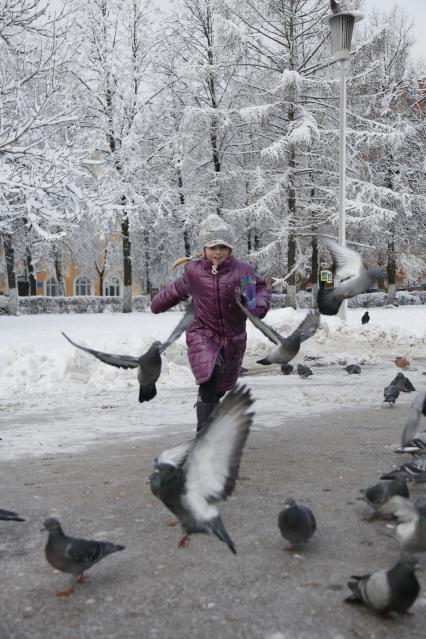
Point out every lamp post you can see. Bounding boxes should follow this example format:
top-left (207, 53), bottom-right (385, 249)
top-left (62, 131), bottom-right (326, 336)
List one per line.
top-left (322, 10), bottom-right (363, 320)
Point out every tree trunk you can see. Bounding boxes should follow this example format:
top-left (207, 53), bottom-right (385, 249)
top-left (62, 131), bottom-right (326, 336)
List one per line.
top-left (311, 234), bottom-right (319, 309)
top-left (387, 231), bottom-right (397, 305)
top-left (178, 169), bottom-right (191, 257)
top-left (121, 206), bottom-right (132, 313)
top-left (54, 249), bottom-right (65, 296)
top-left (143, 228), bottom-right (151, 298)
top-left (26, 246), bottom-right (37, 295)
top-left (3, 234), bottom-right (18, 315)
top-left (286, 15), bottom-right (297, 310)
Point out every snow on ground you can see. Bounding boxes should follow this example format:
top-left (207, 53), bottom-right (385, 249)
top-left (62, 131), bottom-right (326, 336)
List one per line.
top-left (0, 306), bottom-right (425, 461)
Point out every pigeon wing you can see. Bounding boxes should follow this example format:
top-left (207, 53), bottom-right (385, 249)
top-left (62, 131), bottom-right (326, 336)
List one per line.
top-left (62, 332), bottom-right (140, 369)
top-left (235, 297), bottom-right (283, 346)
top-left (158, 304), bottom-right (195, 354)
top-left (155, 440), bottom-right (193, 469)
top-left (379, 496), bottom-right (418, 523)
top-left (325, 239), bottom-right (363, 281)
top-left (0, 508), bottom-right (25, 522)
top-left (290, 310), bottom-right (320, 343)
top-left (64, 537), bottom-right (106, 567)
top-left (402, 391), bottom-right (426, 446)
top-left (183, 386), bottom-right (254, 520)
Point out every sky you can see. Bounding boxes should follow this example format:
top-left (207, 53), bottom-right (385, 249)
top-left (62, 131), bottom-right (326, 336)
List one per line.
top-left (363, 0), bottom-right (426, 61)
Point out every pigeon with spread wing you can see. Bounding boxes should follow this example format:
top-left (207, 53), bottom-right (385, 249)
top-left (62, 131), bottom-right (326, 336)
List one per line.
top-left (149, 385), bottom-right (254, 554)
top-left (62, 304), bottom-right (194, 403)
top-left (317, 240), bottom-right (382, 316)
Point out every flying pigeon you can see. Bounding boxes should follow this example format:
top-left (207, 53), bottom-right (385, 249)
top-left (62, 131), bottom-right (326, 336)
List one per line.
top-left (149, 385), bottom-right (254, 554)
top-left (235, 294), bottom-right (320, 367)
top-left (43, 517), bottom-right (125, 597)
top-left (0, 508), bottom-right (25, 522)
top-left (345, 364), bottom-right (361, 375)
top-left (384, 383), bottom-right (400, 406)
top-left (379, 496), bottom-right (426, 554)
top-left (297, 364), bottom-right (313, 379)
top-left (281, 363), bottom-right (294, 375)
top-left (317, 240), bottom-right (382, 316)
top-left (330, 0), bottom-right (341, 14)
top-left (401, 391), bottom-right (426, 447)
top-left (278, 498), bottom-right (316, 550)
top-left (361, 311), bottom-right (370, 325)
top-left (358, 479), bottom-right (409, 516)
top-left (344, 553), bottom-right (420, 615)
top-left (62, 304), bottom-right (194, 403)
top-left (381, 456), bottom-right (426, 483)
top-left (390, 373), bottom-right (415, 393)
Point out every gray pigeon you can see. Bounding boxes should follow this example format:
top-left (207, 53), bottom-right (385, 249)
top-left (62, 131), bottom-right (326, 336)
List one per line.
top-left (235, 294), bottom-right (319, 367)
top-left (361, 311), bottom-right (370, 325)
top-left (330, 0), bottom-right (341, 14)
top-left (379, 496), bottom-right (426, 553)
top-left (278, 498), bottom-right (316, 550)
top-left (297, 364), bottom-right (313, 379)
top-left (401, 391), bottom-right (426, 446)
top-left (62, 304), bottom-right (194, 403)
top-left (43, 517), bottom-right (125, 597)
top-left (345, 364), bottom-right (361, 375)
top-left (281, 363), bottom-right (294, 375)
top-left (391, 372), bottom-right (416, 393)
top-left (395, 434), bottom-right (426, 456)
top-left (0, 508), bottom-right (25, 522)
top-left (150, 385), bottom-right (254, 554)
top-left (384, 383), bottom-right (400, 406)
top-left (359, 479), bottom-right (409, 516)
top-left (317, 240), bottom-right (382, 316)
top-left (381, 456), bottom-right (426, 483)
top-left (344, 553), bottom-right (420, 615)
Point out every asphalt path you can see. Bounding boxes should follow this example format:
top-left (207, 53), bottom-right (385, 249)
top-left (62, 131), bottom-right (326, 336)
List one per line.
top-left (1, 399), bottom-right (426, 639)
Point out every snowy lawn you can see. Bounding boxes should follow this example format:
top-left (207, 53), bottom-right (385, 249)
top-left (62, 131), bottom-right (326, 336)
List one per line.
top-left (0, 306), bottom-right (425, 461)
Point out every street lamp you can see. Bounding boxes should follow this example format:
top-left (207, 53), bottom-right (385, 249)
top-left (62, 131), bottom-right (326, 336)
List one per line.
top-left (322, 10), bottom-right (363, 319)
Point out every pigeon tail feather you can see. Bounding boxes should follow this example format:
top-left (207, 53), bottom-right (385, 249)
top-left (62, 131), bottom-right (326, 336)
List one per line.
top-left (256, 358), bottom-right (271, 365)
top-left (211, 516), bottom-right (236, 555)
top-left (139, 384), bottom-right (157, 403)
top-left (317, 288), bottom-right (342, 316)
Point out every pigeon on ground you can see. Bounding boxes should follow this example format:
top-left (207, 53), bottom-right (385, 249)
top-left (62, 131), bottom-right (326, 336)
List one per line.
top-left (345, 364), bottom-right (361, 375)
top-left (381, 456), bottom-right (426, 483)
top-left (43, 517), bottom-right (125, 597)
top-left (379, 496), bottom-right (426, 553)
top-left (361, 311), bottom-right (370, 325)
top-left (401, 391), bottom-right (426, 447)
top-left (62, 304), bottom-right (194, 403)
top-left (395, 356), bottom-right (410, 370)
top-left (330, 0), bottom-right (341, 14)
top-left (344, 553), bottom-right (420, 615)
top-left (358, 479), bottom-right (409, 516)
top-left (0, 508), bottom-right (25, 522)
top-left (395, 436), bottom-right (426, 455)
top-left (390, 373), bottom-right (415, 393)
top-left (281, 363), bottom-right (294, 375)
top-left (149, 385), bottom-right (254, 554)
top-left (297, 364), bottom-right (313, 379)
top-left (317, 240), bottom-right (382, 316)
top-left (384, 383), bottom-right (400, 406)
top-left (278, 498), bottom-right (316, 550)
top-left (235, 294), bottom-right (320, 367)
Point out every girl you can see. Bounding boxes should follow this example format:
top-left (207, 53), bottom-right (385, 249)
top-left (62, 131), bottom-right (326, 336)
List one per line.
top-left (150, 214), bottom-right (271, 432)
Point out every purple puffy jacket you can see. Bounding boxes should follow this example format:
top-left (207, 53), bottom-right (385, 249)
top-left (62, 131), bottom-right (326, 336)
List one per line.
top-left (150, 256), bottom-right (271, 392)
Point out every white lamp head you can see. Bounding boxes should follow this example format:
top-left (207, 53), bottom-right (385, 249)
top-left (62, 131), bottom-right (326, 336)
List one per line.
top-left (322, 11), bottom-right (364, 61)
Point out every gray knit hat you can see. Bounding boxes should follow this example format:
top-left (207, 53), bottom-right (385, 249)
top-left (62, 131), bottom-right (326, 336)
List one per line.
top-left (199, 213), bottom-right (237, 250)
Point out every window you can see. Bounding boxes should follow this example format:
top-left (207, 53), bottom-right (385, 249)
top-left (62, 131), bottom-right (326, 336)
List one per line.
top-left (74, 276), bottom-right (91, 296)
top-left (46, 277), bottom-right (59, 297)
top-left (104, 277), bottom-right (120, 296)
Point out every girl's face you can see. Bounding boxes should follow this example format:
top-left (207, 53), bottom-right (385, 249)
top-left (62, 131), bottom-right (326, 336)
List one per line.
top-left (204, 245), bottom-right (231, 267)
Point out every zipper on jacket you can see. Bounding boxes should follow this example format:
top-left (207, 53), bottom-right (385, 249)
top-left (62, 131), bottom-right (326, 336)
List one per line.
top-left (213, 270), bottom-right (225, 338)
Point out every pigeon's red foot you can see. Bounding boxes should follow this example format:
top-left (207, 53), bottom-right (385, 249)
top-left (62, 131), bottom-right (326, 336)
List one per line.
top-left (56, 586), bottom-right (74, 597)
top-left (77, 575), bottom-right (88, 583)
top-left (167, 517), bottom-right (178, 527)
top-left (178, 533), bottom-right (190, 548)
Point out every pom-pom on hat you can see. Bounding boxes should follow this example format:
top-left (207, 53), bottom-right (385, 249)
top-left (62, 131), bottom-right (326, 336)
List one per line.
top-left (199, 213), bottom-right (236, 250)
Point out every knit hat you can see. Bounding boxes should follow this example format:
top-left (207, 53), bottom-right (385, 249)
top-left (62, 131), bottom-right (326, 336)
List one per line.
top-left (199, 213), bottom-right (237, 250)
